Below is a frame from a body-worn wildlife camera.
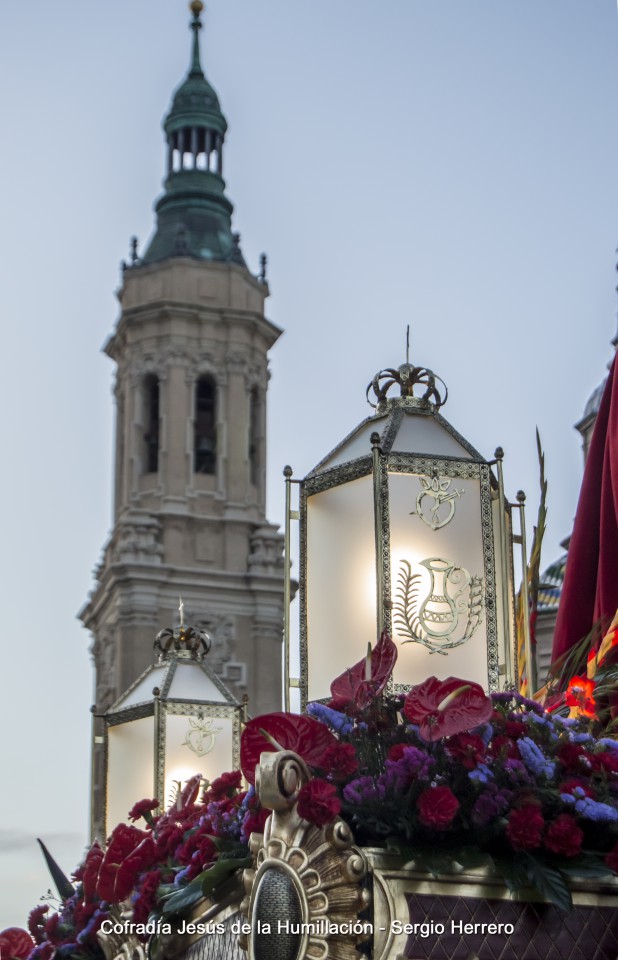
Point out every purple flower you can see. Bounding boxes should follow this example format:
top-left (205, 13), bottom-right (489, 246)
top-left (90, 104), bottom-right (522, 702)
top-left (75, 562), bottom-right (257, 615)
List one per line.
top-left (468, 763), bottom-right (493, 784)
top-left (384, 747), bottom-right (433, 790)
top-left (476, 723), bottom-right (494, 746)
top-left (307, 702), bottom-right (354, 735)
top-left (572, 797), bottom-right (618, 823)
top-left (77, 909), bottom-right (108, 944)
top-left (598, 738), bottom-right (618, 753)
top-left (517, 737), bottom-right (555, 779)
top-left (503, 758), bottom-right (531, 783)
top-left (471, 785), bottom-right (512, 827)
top-left (343, 776), bottom-right (386, 804)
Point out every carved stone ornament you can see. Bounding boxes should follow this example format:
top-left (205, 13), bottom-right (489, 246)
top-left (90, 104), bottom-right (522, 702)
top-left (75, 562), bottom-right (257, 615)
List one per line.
top-left (240, 751), bottom-right (370, 960)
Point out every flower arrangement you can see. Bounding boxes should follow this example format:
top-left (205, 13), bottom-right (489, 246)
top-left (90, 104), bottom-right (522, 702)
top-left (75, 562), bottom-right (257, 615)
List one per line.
top-left (20, 630), bottom-right (618, 958)
top-left (240, 632), bottom-right (618, 911)
top-left (22, 772), bottom-right (265, 960)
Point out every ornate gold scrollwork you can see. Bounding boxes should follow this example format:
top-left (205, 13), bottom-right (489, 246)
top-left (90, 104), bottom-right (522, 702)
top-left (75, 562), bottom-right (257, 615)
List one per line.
top-left (240, 751), bottom-right (370, 960)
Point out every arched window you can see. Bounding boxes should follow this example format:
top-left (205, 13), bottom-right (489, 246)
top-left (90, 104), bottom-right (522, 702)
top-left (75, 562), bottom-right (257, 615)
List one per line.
top-left (143, 374), bottom-right (160, 474)
top-left (195, 376), bottom-right (216, 474)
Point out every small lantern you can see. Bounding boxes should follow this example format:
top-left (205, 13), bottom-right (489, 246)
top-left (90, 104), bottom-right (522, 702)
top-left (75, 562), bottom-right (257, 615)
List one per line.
top-left (294, 359), bottom-right (517, 706)
top-left (102, 614), bottom-right (241, 835)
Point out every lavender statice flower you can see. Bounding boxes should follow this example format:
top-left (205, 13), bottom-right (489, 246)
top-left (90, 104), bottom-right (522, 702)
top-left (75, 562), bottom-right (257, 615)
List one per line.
top-left (517, 737), bottom-right (556, 779)
top-left (503, 758), bottom-right (531, 783)
top-left (471, 785), bottom-right (512, 827)
top-left (384, 746), bottom-right (433, 790)
top-left (598, 738), bottom-right (618, 753)
top-left (306, 702), bottom-right (354, 735)
top-left (343, 776), bottom-right (386, 804)
top-left (77, 909), bottom-right (108, 944)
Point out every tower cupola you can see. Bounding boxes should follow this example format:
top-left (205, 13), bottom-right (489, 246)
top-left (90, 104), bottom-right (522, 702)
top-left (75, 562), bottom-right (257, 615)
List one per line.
top-left (142, 1), bottom-right (241, 265)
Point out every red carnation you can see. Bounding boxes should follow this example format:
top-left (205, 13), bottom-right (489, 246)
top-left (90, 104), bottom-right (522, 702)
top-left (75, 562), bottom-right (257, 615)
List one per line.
top-left (590, 752), bottom-right (618, 776)
top-left (544, 815), bottom-right (583, 858)
top-left (81, 842), bottom-right (104, 903)
top-left (27, 906), bottom-right (49, 945)
top-left (321, 743), bottom-right (359, 779)
top-left (297, 778), bottom-right (341, 827)
top-left (128, 798), bottom-right (160, 824)
top-left (506, 805), bottom-right (544, 850)
top-left (559, 778), bottom-right (595, 799)
top-left (505, 720), bottom-right (526, 739)
top-left (605, 841), bottom-right (618, 874)
top-left (557, 742), bottom-right (590, 774)
top-left (388, 743), bottom-right (408, 762)
top-left (488, 735), bottom-right (519, 760)
top-left (0, 928), bottom-right (35, 960)
top-left (132, 870), bottom-right (163, 930)
top-left (417, 786), bottom-right (459, 830)
top-left (241, 806), bottom-right (270, 841)
top-left (207, 770), bottom-right (242, 800)
top-left (445, 733), bottom-right (485, 770)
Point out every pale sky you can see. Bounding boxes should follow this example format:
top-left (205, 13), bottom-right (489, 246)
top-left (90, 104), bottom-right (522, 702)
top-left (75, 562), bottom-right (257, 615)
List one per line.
top-left (1, 0), bottom-right (618, 928)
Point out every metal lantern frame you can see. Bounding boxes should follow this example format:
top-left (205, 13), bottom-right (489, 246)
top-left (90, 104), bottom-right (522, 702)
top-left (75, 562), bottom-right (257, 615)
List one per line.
top-left (102, 624), bottom-right (241, 835)
top-left (284, 361), bottom-right (528, 710)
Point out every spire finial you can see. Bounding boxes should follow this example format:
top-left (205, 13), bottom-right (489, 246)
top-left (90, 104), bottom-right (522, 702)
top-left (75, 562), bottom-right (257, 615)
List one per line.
top-left (189, 1), bottom-right (204, 77)
top-left (406, 324), bottom-right (410, 364)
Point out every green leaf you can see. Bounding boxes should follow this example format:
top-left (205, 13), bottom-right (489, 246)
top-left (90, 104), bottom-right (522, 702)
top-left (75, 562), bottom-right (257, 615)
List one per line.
top-left (208, 836), bottom-right (249, 856)
top-left (559, 854), bottom-right (614, 879)
top-left (201, 856), bottom-right (252, 897)
top-left (523, 854), bottom-right (572, 912)
top-left (449, 846), bottom-right (493, 870)
top-left (161, 877), bottom-right (208, 916)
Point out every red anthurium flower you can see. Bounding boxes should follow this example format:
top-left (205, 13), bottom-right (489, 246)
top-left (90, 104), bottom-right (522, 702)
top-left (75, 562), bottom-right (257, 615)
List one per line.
top-left (403, 676), bottom-right (493, 742)
top-left (241, 712), bottom-right (338, 784)
top-left (81, 842), bottom-right (104, 903)
top-left (96, 824), bottom-right (156, 903)
top-left (329, 631), bottom-right (397, 712)
top-left (565, 675), bottom-right (596, 719)
top-left (0, 928), bottom-right (35, 960)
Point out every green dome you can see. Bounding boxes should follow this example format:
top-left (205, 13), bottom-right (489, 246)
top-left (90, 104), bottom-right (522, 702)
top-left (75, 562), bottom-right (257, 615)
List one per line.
top-left (141, 2), bottom-right (241, 267)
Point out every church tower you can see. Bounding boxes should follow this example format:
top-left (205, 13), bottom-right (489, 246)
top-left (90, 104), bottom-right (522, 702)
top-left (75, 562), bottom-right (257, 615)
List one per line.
top-left (80, 1), bottom-right (284, 836)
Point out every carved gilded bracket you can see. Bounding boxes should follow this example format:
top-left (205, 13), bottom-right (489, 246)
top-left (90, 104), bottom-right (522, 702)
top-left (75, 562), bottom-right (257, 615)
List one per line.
top-left (240, 750), bottom-right (370, 960)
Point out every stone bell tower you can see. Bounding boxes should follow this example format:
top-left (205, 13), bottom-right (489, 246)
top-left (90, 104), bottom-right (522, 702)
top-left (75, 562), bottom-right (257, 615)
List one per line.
top-left (80, 1), bottom-right (284, 836)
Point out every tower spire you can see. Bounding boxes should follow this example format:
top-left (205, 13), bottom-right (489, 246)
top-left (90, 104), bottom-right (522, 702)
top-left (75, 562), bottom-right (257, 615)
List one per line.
top-left (189, 1), bottom-right (204, 78)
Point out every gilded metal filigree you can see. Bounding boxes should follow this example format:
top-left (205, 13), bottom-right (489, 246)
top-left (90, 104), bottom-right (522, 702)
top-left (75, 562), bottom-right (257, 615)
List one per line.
top-left (367, 362), bottom-right (448, 412)
top-left (394, 557), bottom-right (484, 654)
top-left (182, 717), bottom-right (222, 757)
top-left (240, 751), bottom-right (370, 960)
top-left (412, 471), bottom-right (465, 530)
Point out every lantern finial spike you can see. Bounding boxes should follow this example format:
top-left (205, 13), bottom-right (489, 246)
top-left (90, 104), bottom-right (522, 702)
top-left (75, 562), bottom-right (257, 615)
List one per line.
top-left (406, 324), bottom-right (410, 365)
top-left (179, 597), bottom-right (184, 626)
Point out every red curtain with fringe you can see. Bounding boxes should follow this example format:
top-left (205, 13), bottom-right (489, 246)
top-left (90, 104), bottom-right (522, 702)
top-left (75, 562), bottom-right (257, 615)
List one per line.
top-left (552, 357), bottom-right (618, 662)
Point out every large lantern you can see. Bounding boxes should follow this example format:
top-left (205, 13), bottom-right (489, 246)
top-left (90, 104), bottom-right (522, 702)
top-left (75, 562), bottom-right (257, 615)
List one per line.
top-left (290, 360), bottom-right (520, 707)
top-left (102, 616), bottom-right (241, 835)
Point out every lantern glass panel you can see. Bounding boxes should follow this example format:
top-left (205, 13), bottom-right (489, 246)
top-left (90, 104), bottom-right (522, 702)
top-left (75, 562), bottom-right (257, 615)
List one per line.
top-left (107, 716), bottom-right (154, 832)
top-left (118, 666), bottom-right (167, 708)
top-left (163, 712), bottom-right (235, 802)
top-left (388, 470), bottom-right (490, 689)
top-left (393, 414), bottom-right (473, 458)
top-left (318, 417), bottom-right (387, 472)
top-left (167, 663), bottom-right (227, 701)
top-left (306, 474), bottom-right (375, 701)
